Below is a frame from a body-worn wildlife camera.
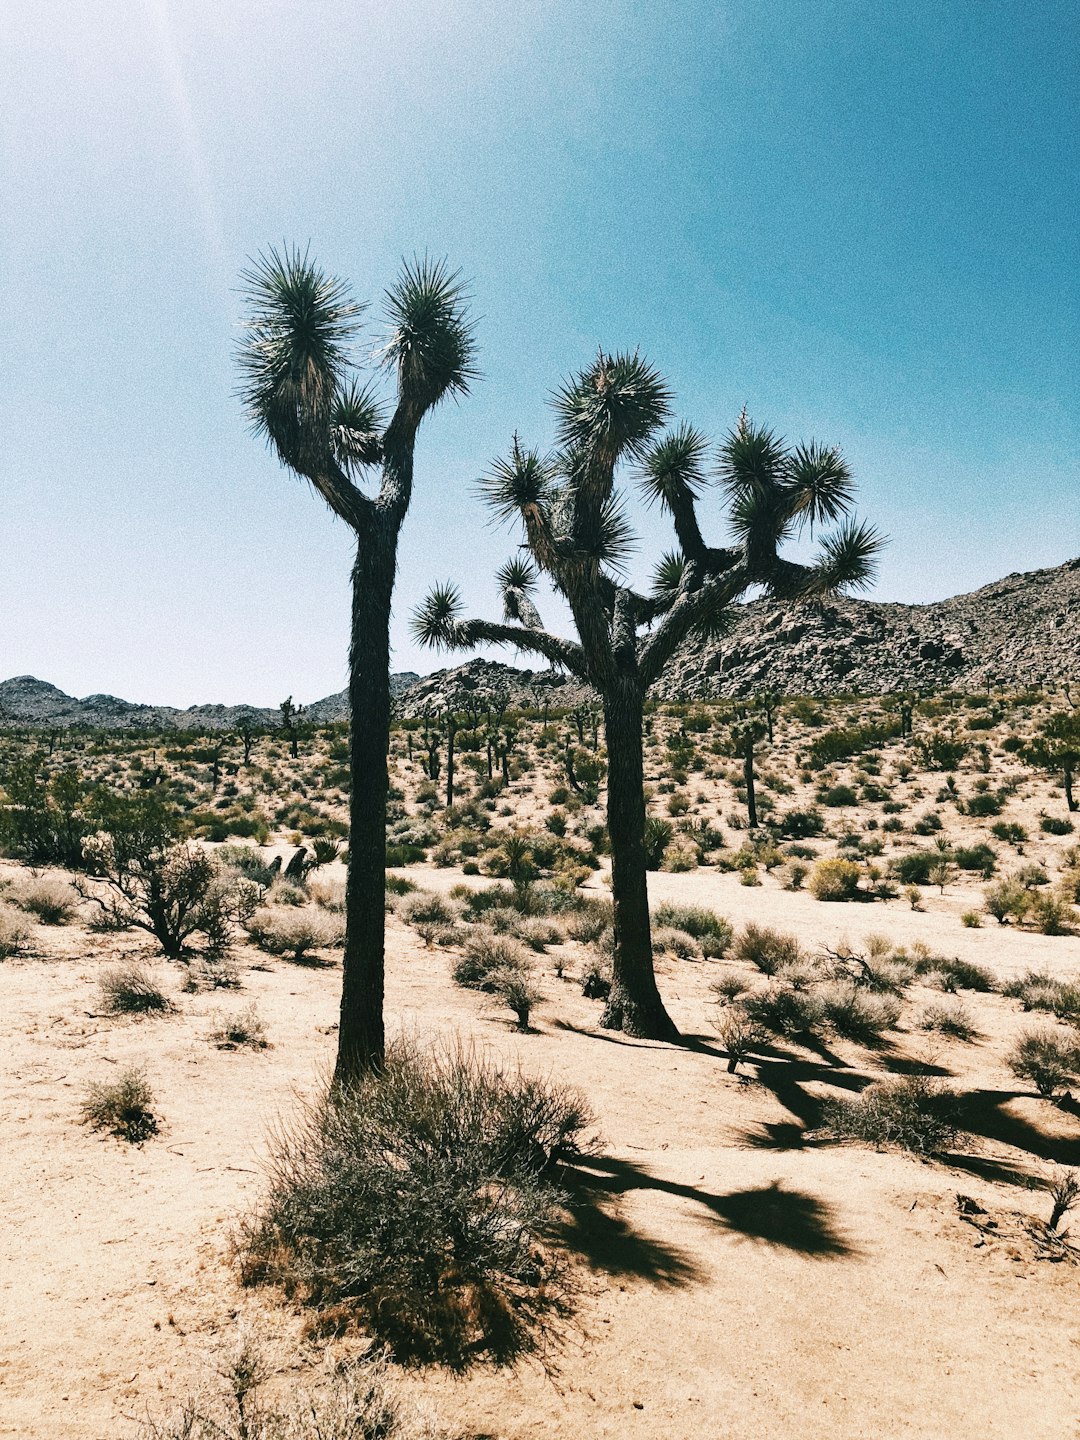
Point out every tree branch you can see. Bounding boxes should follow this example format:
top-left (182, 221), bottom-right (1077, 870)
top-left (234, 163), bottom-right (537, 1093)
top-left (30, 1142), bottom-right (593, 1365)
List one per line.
top-left (638, 566), bottom-right (747, 689)
top-left (448, 618), bottom-right (591, 682)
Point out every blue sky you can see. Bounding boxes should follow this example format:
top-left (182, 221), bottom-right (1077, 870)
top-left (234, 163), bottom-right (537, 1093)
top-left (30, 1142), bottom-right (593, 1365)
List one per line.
top-left (1, 0), bottom-right (1076, 706)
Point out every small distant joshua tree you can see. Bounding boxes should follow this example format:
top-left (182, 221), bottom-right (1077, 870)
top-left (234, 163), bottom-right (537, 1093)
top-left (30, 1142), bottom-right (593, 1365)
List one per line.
top-left (239, 249), bottom-right (476, 1080)
top-left (414, 357), bottom-right (882, 1040)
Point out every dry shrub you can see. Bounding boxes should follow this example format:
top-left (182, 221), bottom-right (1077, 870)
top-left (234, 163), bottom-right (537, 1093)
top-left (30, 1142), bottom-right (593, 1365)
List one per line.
top-left (309, 878), bottom-right (346, 912)
top-left (140, 1341), bottom-right (447, 1439)
top-left (653, 926), bottom-right (701, 960)
top-left (0, 902), bottom-right (32, 958)
top-left (732, 922), bottom-right (802, 975)
top-left (564, 899), bottom-right (613, 944)
top-left (808, 858), bottom-right (862, 902)
top-left (1008, 1028), bottom-right (1080, 1098)
top-left (238, 1042), bottom-right (591, 1369)
top-left (99, 962), bottom-right (173, 1015)
top-left (821, 1074), bottom-right (960, 1155)
top-left (918, 1000), bottom-right (977, 1041)
top-left (452, 929), bottom-right (528, 991)
top-left (714, 1010), bottom-right (767, 1073)
top-left (9, 874), bottom-right (79, 924)
top-left (210, 1003), bottom-right (269, 1050)
top-left (742, 985), bottom-right (824, 1038)
top-left (821, 984), bottom-right (899, 1043)
top-left (82, 1066), bottom-right (158, 1143)
top-left (246, 907), bottom-right (343, 963)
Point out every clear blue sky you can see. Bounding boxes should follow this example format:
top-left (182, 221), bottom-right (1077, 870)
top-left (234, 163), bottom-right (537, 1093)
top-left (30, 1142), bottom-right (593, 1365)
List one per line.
top-left (2, 1), bottom-right (1076, 707)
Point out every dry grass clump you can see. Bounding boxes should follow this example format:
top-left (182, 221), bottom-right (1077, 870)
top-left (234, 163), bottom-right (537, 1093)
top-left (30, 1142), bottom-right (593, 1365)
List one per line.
top-left (452, 929), bottom-right (528, 991)
top-left (653, 925), bottom-right (701, 960)
top-left (81, 1066), bottom-right (158, 1143)
top-left (0, 901), bottom-right (33, 958)
top-left (714, 1010), bottom-right (768, 1073)
top-left (820, 1074), bottom-right (960, 1155)
top-left (918, 999), bottom-right (978, 1041)
top-left (309, 877), bottom-right (346, 912)
top-left (140, 1340), bottom-right (448, 1440)
top-left (98, 962), bottom-right (173, 1015)
top-left (1007, 1028), bottom-right (1080, 1098)
top-left (915, 953), bottom-right (996, 993)
top-left (9, 874), bottom-right (80, 924)
top-left (246, 907), bottom-right (343, 963)
top-left (653, 902), bottom-right (733, 957)
top-left (237, 1042), bottom-right (591, 1369)
top-left (209, 1003), bottom-right (269, 1050)
top-left (742, 984), bottom-right (824, 1038)
top-left (820, 984), bottom-right (900, 1043)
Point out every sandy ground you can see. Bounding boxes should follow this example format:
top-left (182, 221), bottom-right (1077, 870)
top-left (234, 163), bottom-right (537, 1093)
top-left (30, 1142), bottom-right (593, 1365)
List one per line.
top-left (2, 857), bottom-right (1079, 1440)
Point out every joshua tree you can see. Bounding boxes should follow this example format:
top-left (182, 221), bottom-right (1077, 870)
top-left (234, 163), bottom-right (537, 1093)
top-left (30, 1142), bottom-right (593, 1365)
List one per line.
top-left (235, 712), bottom-right (260, 765)
top-left (239, 249), bottom-right (475, 1079)
top-left (413, 355), bottom-right (881, 1039)
top-left (278, 695), bottom-right (307, 758)
top-left (728, 716), bottom-right (767, 829)
top-left (1026, 711), bottom-right (1080, 813)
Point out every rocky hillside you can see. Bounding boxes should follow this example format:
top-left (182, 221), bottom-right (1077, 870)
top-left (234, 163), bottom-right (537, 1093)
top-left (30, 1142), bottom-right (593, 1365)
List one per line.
top-left (658, 557), bottom-right (1080, 700)
top-left (3, 558), bottom-right (1076, 728)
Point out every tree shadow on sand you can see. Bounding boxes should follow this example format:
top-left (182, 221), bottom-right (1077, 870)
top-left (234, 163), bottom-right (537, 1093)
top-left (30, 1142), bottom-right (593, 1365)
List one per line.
top-left (560, 1154), bottom-right (860, 1272)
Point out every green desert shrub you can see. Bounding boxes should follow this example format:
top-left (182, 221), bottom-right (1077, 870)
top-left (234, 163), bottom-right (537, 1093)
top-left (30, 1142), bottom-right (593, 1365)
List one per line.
top-left (821, 1074), bottom-right (960, 1154)
top-left (820, 784), bottom-right (858, 808)
top-left (81, 1066), bottom-right (158, 1143)
top-left (808, 858), bottom-right (862, 902)
top-left (890, 851), bottom-right (937, 886)
top-left (652, 903), bottom-right (732, 958)
top-left (983, 877), bottom-right (1030, 925)
top-left (209, 1003), bottom-right (268, 1050)
top-left (916, 954), bottom-right (996, 993)
top-left (1041, 815), bottom-right (1075, 836)
top-left (237, 1042), bottom-right (591, 1368)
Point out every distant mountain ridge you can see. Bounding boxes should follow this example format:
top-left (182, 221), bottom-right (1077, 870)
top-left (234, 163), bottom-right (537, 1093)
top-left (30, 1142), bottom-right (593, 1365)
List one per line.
top-left (3, 557), bottom-right (1078, 729)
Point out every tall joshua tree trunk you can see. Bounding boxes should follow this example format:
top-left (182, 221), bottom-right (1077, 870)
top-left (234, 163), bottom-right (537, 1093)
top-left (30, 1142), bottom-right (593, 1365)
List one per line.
top-left (337, 534), bottom-right (396, 1081)
top-left (744, 742), bottom-right (758, 828)
top-left (601, 678), bottom-right (677, 1039)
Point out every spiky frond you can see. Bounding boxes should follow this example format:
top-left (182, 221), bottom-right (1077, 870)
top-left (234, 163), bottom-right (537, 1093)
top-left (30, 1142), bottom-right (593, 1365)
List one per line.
top-left (496, 556), bottom-right (543, 627)
top-left (565, 493), bottom-right (637, 574)
top-left (639, 423), bottom-right (710, 511)
top-left (553, 351), bottom-right (672, 464)
top-left (382, 256), bottom-right (477, 413)
top-left (331, 378), bottom-right (384, 472)
top-left (727, 483), bottom-right (795, 552)
top-left (410, 580), bottom-right (463, 648)
top-left (651, 550), bottom-right (688, 603)
top-left (804, 519), bottom-right (885, 596)
top-left (477, 439), bottom-right (556, 527)
top-left (689, 585), bottom-right (737, 644)
top-left (785, 441), bottom-right (856, 532)
top-left (716, 418), bottom-right (788, 501)
top-left (237, 246), bottom-right (363, 468)
top-left (496, 556), bottom-right (538, 596)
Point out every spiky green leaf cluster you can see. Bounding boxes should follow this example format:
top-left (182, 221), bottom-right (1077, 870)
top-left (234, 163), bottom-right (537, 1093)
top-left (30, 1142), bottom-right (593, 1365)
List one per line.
top-left (238, 247), bottom-right (363, 470)
top-left (411, 580), bottom-right (463, 648)
top-left (382, 257), bottom-right (477, 413)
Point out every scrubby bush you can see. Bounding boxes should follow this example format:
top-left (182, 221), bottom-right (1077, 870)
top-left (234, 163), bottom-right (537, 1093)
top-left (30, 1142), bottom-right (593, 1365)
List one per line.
top-left (580, 953), bottom-right (613, 1000)
top-left (1041, 815), bottom-right (1075, 836)
top-left (237, 1042), bottom-right (591, 1367)
top-left (916, 954), bottom-right (996, 993)
top-left (1007, 1028), bottom-right (1080, 1098)
top-left (918, 1000), bottom-right (977, 1041)
top-left (81, 1066), bottom-right (158, 1142)
top-left (9, 874), bottom-right (79, 924)
top-left (452, 930), bottom-right (528, 991)
top-left (139, 1348), bottom-right (445, 1440)
top-left (890, 851), bottom-right (937, 886)
top-left (653, 925), bottom-right (701, 959)
top-left (209, 1003), bottom-right (268, 1050)
top-left (821, 1074), bottom-right (959, 1154)
top-left (732, 922), bottom-right (801, 975)
top-left (1029, 892), bottom-right (1076, 936)
top-left (491, 968), bottom-right (543, 1030)
top-left (714, 1010), bottom-right (768, 1073)
top-left (564, 898), bottom-right (613, 944)
top-left (99, 962), bottom-right (173, 1015)
top-left (953, 844), bottom-right (997, 876)
top-left (808, 858), bottom-right (862, 902)
top-left (652, 903), bottom-right (732, 958)
top-left (710, 971), bottom-right (748, 1004)
top-left (742, 985), bottom-right (824, 1038)
top-left (821, 984), bottom-right (899, 1043)
top-left (246, 907), bottom-right (343, 963)
top-left (983, 877), bottom-right (1030, 925)
top-left (0, 902), bottom-right (32, 958)
top-left (820, 784), bottom-right (858, 808)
